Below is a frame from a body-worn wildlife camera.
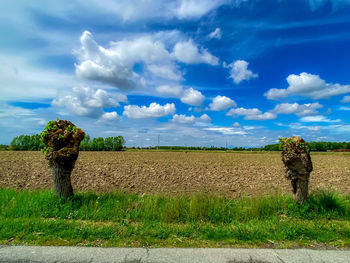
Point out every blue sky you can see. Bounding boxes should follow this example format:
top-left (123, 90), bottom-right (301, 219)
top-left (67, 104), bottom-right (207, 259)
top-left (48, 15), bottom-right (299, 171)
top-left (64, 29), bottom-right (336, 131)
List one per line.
top-left (1, 0), bottom-right (350, 147)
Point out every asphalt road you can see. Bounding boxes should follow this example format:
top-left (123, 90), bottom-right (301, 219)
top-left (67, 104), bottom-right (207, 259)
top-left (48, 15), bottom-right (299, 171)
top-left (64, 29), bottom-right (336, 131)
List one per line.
top-left (1, 246), bottom-right (350, 263)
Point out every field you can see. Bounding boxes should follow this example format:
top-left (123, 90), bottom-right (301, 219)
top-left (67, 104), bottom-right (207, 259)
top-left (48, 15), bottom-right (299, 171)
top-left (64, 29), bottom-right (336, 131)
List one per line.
top-left (1, 151), bottom-right (350, 197)
top-left (2, 150), bottom-right (350, 248)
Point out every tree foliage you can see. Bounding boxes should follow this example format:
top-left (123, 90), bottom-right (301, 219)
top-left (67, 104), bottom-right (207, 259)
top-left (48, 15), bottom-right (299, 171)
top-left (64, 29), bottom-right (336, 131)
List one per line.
top-left (10, 134), bottom-right (125, 151)
top-left (79, 135), bottom-right (125, 151)
top-left (10, 134), bottom-right (45, 151)
top-left (264, 141), bottom-right (350, 152)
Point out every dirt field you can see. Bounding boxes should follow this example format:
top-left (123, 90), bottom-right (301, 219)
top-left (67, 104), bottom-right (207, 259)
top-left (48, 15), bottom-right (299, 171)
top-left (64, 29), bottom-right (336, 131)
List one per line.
top-left (1, 151), bottom-right (350, 198)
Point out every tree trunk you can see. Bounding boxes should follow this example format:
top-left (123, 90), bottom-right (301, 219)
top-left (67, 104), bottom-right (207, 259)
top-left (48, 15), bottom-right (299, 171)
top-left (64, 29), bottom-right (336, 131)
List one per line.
top-left (294, 177), bottom-right (309, 204)
top-left (50, 164), bottom-right (74, 199)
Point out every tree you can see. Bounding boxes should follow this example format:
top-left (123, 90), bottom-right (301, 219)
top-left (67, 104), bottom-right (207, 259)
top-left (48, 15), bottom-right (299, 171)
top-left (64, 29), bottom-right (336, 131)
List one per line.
top-left (91, 137), bottom-right (104, 151)
top-left (112, 136), bottom-right (125, 151)
top-left (79, 134), bottom-right (91, 151)
top-left (41, 119), bottom-right (85, 199)
top-left (104, 137), bottom-right (113, 151)
top-left (280, 136), bottom-right (313, 203)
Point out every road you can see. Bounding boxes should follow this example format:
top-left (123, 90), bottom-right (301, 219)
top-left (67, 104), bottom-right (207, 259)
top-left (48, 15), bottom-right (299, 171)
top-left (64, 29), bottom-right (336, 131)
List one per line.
top-left (1, 246), bottom-right (350, 263)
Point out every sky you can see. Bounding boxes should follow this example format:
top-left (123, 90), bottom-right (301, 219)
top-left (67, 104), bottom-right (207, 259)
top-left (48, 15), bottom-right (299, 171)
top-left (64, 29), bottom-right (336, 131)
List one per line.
top-left (1, 0), bottom-right (350, 147)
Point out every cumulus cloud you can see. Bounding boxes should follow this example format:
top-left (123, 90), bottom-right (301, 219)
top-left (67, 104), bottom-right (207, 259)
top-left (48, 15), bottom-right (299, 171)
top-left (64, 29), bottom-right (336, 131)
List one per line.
top-left (172, 113), bottom-right (211, 124)
top-left (155, 85), bottom-right (205, 106)
top-left (265, 72), bottom-right (350, 100)
top-left (208, 28), bottom-right (222, 39)
top-left (226, 107), bottom-right (276, 120)
top-left (180, 88), bottom-right (205, 106)
top-left (209, 95), bottom-right (237, 111)
top-left (341, 96), bottom-right (350, 103)
top-left (173, 39), bottom-right (219, 65)
top-left (226, 107), bottom-right (261, 116)
top-left (75, 31), bottom-right (181, 89)
top-left (226, 60), bottom-right (258, 84)
top-left (339, 106), bottom-right (350, 111)
top-left (172, 114), bottom-right (196, 124)
top-left (199, 113), bottom-right (212, 123)
top-left (98, 111), bottom-right (120, 122)
top-left (52, 86), bottom-right (126, 118)
top-left (123, 102), bottom-right (176, 119)
top-left (272, 102), bottom-right (323, 116)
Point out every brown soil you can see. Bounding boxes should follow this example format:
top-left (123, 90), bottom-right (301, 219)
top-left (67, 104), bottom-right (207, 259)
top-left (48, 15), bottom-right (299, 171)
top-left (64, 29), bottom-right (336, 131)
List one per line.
top-left (1, 151), bottom-right (350, 198)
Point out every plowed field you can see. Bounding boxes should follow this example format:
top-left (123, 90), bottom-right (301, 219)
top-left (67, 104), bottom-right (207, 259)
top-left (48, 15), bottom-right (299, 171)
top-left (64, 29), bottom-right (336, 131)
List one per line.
top-left (1, 151), bottom-right (350, 198)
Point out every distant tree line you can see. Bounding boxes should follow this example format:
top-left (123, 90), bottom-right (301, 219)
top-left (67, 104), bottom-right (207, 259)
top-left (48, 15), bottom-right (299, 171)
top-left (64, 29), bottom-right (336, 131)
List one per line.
top-left (137, 146), bottom-right (261, 151)
top-left (10, 134), bottom-right (44, 151)
top-left (79, 135), bottom-right (125, 151)
top-left (8, 134), bottom-right (125, 151)
top-left (6, 135), bottom-right (350, 152)
top-left (264, 141), bottom-right (350, 152)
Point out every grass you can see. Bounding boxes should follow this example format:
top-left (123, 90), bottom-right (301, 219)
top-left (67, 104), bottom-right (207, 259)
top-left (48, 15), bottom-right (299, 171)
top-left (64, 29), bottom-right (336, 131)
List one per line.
top-left (1, 188), bottom-right (350, 248)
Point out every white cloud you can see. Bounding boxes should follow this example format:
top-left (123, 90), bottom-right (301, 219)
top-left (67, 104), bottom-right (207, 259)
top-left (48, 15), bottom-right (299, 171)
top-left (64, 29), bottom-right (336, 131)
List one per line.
top-left (172, 114), bottom-right (196, 124)
top-left (180, 88), bottom-right (205, 106)
top-left (341, 96), bottom-right (350, 103)
top-left (272, 102), bottom-right (323, 116)
top-left (147, 65), bottom-right (183, 81)
top-left (199, 113), bottom-right (211, 123)
top-left (339, 106), bottom-right (350, 111)
top-left (156, 85), bottom-right (205, 107)
top-left (173, 39), bottom-right (219, 65)
top-left (174, 0), bottom-right (226, 19)
top-left (0, 54), bottom-right (74, 101)
top-left (172, 113), bottom-right (211, 124)
top-left (75, 31), bottom-right (181, 90)
top-left (209, 95), bottom-right (237, 111)
top-left (204, 127), bottom-right (247, 135)
top-left (300, 115), bottom-right (341, 123)
top-left (208, 28), bottom-right (222, 39)
top-left (101, 0), bottom-right (227, 21)
top-left (98, 111), bottom-right (120, 122)
top-left (0, 103), bottom-right (36, 118)
top-left (226, 60), bottom-right (258, 84)
top-left (52, 86), bottom-right (126, 118)
top-left (123, 102), bottom-right (176, 119)
top-left (226, 107), bottom-right (276, 120)
top-left (227, 107), bottom-right (261, 116)
top-left (156, 85), bottom-right (184, 97)
top-left (265, 72), bottom-right (350, 100)
top-left (244, 112), bottom-right (276, 120)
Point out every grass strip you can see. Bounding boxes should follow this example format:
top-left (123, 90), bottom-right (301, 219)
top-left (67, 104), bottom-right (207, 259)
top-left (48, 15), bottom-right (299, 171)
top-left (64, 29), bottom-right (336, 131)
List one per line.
top-left (1, 188), bottom-right (350, 247)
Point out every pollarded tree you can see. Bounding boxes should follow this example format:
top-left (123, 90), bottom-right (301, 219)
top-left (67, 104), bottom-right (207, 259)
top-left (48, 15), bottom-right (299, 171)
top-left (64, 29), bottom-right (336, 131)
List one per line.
top-left (280, 136), bottom-right (313, 203)
top-left (41, 119), bottom-right (85, 199)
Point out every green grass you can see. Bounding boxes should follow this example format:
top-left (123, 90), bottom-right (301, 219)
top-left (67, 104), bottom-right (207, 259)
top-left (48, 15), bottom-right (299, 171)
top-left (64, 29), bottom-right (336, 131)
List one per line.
top-left (1, 188), bottom-right (350, 247)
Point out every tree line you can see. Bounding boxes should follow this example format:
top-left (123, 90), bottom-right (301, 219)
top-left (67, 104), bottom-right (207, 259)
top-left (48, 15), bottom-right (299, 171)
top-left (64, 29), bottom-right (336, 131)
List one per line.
top-left (8, 134), bottom-right (125, 151)
top-left (264, 141), bottom-right (350, 152)
top-left (5, 134), bottom-right (350, 152)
